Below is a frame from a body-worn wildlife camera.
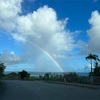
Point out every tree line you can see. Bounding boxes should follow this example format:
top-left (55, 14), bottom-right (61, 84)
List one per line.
top-left (0, 53), bottom-right (100, 84)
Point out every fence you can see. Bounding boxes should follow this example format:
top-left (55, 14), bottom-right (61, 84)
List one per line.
top-left (93, 76), bottom-right (100, 85)
top-left (64, 76), bottom-right (100, 84)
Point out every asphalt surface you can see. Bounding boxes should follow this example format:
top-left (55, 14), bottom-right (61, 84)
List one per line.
top-left (0, 80), bottom-right (100, 100)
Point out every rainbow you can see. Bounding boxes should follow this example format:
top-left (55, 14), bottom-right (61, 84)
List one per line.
top-left (42, 50), bottom-right (64, 72)
top-left (27, 42), bottom-right (64, 72)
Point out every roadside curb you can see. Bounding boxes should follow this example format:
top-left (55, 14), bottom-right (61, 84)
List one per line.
top-left (45, 81), bottom-right (98, 90)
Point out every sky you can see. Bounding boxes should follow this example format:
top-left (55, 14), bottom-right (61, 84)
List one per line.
top-left (0, 0), bottom-right (100, 72)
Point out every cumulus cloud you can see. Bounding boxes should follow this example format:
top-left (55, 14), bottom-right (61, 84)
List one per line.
top-left (12, 6), bottom-right (75, 54)
top-left (80, 10), bottom-right (100, 54)
top-left (0, 50), bottom-right (28, 65)
top-left (0, 0), bottom-right (77, 71)
top-left (0, 0), bottom-right (22, 31)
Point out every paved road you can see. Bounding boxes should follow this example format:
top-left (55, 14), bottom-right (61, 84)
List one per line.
top-left (0, 80), bottom-right (100, 100)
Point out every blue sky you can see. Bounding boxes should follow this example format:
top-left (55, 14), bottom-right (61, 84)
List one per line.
top-left (0, 0), bottom-right (100, 72)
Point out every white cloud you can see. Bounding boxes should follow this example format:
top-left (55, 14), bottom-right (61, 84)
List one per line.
top-left (87, 11), bottom-right (100, 53)
top-left (53, 54), bottom-right (67, 59)
top-left (80, 10), bottom-right (100, 54)
top-left (0, 0), bottom-right (22, 31)
top-left (0, 0), bottom-right (78, 71)
top-left (12, 6), bottom-right (75, 54)
top-left (0, 0), bottom-right (22, 19)
top-left (0, 50), bottom-right (27, 65)
top-left (53, 54), bottom-right (77, 59)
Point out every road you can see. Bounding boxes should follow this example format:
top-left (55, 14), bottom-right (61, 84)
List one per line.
top-left (0, 80), bottom-right (100, 100)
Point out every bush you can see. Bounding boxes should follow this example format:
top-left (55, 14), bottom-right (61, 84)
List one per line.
top-left (18, 70), bottom-right (30, 80)
top-left (0, 63), bottom-right (6, 80)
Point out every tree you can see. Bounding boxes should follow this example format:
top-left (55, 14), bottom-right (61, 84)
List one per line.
top-left (0, 63), bottom-right (6, 79)
top-left (7, 72), bottom-right (18, 80)
top-left (86, 53), bottom-right (99, 84)
top-left (18, 70), bottom-right (30, 80)
top-left (44, 73), bottom-right (50, 80)
top-left (93, 66), bottom-right (100, 76)
top-left (63, 72), bottom-right (78, 83)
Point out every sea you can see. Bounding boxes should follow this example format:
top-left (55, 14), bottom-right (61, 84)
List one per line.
top-left (4, 71), bottom-right (89, 77)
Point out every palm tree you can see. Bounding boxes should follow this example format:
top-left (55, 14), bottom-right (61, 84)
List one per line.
top-left (86, 53), bottom-right (99, 84)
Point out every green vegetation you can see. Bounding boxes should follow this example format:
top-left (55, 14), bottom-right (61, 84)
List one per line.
top-left (2, 72), bottom-right (19, 80)
top-left (2, 70), bottom-right (30, 80)
top-left (86, 53), bottom-right (100, 84)
top-left (42, 72), bottom-right (89, 84)
top-left (1, 70), bottom-right (100, 84)
top-left (43, 73), bottom-right (63, 82)
top-left (86, 53), bottom-right (99, 76)
top-left (64, 72), bottom-right (79, 83)
top-left (18, 70), bottom-right (30, 80)
top-left (0, 53), bottom-right (100, 85)
top-left (93, 66), bottom-right (100, 76)
top-left (1, 71), bottom-right (88, 83)
top-left (0, 63), bottom-right (6, 80)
